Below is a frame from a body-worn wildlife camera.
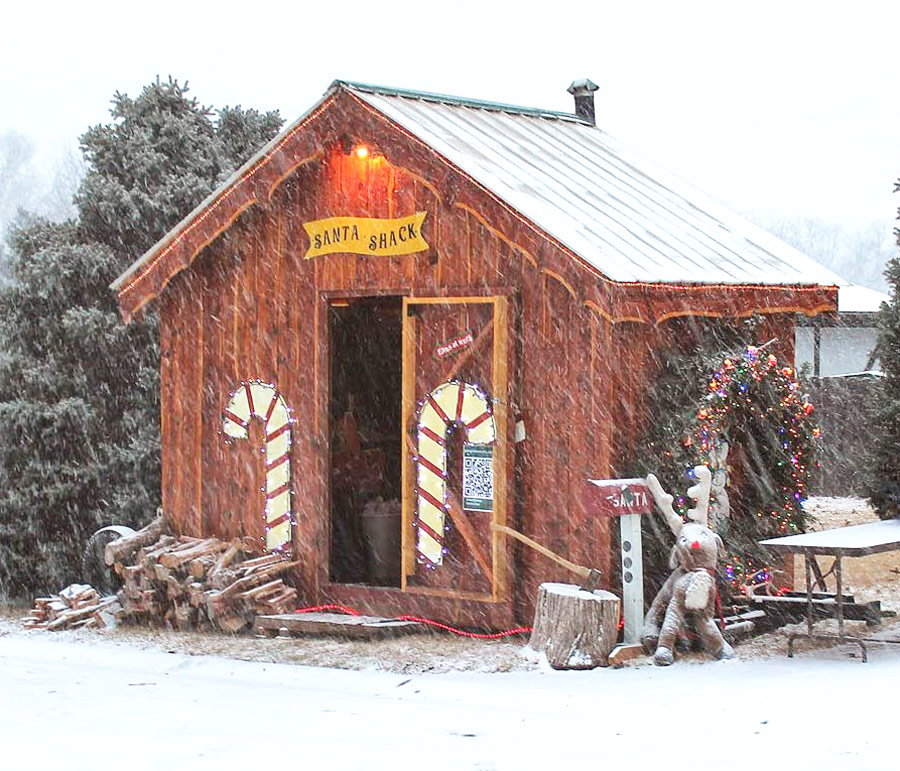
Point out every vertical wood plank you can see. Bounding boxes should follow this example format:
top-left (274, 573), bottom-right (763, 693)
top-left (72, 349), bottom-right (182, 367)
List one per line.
top-left (492, 295), bottom-right (510, 601)
top-left (401, 297), bottom-right (417, 583)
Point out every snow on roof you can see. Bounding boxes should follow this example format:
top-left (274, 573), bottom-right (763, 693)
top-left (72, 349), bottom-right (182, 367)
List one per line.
top-left (837, 282), bottom-right (889, 313)
top-left (343, 81), bottom-right (844, 287)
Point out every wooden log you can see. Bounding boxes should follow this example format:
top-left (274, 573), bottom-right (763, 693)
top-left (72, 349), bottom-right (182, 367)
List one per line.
top-left (104, 511), bottom-right (167, 566)
top-left (203, 590), bottom-right (227, 619)
top-left (59, 584), bottom-right (97, 606)
top-left (92, 599), bottom-right (123, 629)
top-left (137, 535), bottom-right (178, 566)
top-left (207, 540), bottom-right (241, 583)
top-left (188, 582), bottom-right (206, 607)
top-left (218, 560), bottom-right (301, 599)
top-left (160, 538), bottom-right (228, 569)
top-left (257, 586), bottom-right (297, 615)
top-left (47, 599), bottom-right (68, 618)
top-left (173, 602), bottom-right (197, 631)
top-left (528, 583), bottom-right (620, 670)
top-left (122, 564), bottom-right (143, 579)
top-left (166, 575), bottom-right (184, 600)
top-left (190, 555), bottom-right (217, 579)
top-left (175, 535), bottom-right (205, 545)
top-left (46, 602), bottom-right (104, 631)
top-left (237, 579), bottom-right (285, 601)
top-left (207, 567), bottom-right (241, 591)
top-left (217, 614), bottom-right (249, 634)
top-left (139, 572), bottom-right (156, 592)
top-left (238, 553), bottom-right (286, 572)
top-left (154, 563), bottom-right (172, 582)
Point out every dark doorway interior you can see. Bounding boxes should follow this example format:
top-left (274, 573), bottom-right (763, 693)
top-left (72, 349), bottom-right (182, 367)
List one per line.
top-left (329, 297), bottom-right (402, 585)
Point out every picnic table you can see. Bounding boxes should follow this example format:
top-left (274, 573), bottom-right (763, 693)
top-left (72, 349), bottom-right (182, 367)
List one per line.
top-left (760, 518), bottom-right (900, 662)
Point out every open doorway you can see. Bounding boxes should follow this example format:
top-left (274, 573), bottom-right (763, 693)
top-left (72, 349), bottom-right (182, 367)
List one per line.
top-left (329, 296), bottom-right (403, 586)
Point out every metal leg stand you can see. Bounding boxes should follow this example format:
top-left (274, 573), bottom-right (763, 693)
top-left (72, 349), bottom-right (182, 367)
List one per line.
top-left (788, 550), bottom-right (867, 662)
top-left (835, 555), bottom-right (867, 662)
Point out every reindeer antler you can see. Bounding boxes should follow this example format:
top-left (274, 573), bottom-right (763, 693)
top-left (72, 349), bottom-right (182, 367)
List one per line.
top-left (685, 465), bottom-right (712, 527)
top-left (645, 473), bottom-right (684, 535)
top-left (646, 465), bottom-right (713, 533)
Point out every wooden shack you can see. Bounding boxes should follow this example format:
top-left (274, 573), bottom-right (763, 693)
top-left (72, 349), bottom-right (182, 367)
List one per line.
top-left (112, 80), bottom-right (839, 629)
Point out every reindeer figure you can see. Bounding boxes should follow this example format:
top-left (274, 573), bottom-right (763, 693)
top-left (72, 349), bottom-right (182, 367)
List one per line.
top-left (641, 466), bottom-right (734, 666)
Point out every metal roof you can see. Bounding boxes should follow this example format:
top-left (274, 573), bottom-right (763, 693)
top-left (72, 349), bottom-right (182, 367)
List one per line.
top-left (342, 81), bottom-right (844, 287)
top-left (837, 283), bottom-right (889, 314)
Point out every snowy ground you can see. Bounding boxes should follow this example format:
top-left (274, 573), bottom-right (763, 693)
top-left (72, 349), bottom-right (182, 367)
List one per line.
top-left (3, 626), bottom-right (900, 769)
top-left (3, 497), bottom-right (900, 769)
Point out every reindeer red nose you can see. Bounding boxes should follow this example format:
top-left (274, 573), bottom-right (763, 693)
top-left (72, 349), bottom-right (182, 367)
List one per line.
top-left (691, 541), bottom-right (701, 551)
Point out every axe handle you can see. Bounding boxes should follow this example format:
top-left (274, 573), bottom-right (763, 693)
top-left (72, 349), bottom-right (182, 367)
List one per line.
top-left (492, 524), bottom-right (591, 581)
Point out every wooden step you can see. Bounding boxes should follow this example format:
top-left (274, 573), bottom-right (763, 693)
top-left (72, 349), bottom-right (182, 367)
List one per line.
top-left (254, 612), bottom-right (424, 640)
top-left (750, 594), bottom-right (881, 625)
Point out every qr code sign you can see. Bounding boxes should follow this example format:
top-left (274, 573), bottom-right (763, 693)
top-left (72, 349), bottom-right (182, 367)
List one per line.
top-left (462, 444), bottom-right (494, 512)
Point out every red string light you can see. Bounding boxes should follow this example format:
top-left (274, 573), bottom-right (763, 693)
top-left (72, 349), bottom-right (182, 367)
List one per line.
top-left (394, 615), bottom-right (532, 639)
top-left (293, 605), bottom-right (531, 638)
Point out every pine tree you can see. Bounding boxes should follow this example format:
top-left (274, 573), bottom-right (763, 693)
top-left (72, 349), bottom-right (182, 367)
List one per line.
top-left (0, 79), bottom-right (281, 597)
top-left (868, 179), bottom-right (900, 518)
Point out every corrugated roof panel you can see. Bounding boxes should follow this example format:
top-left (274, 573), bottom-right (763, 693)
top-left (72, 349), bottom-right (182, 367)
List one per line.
top-left (351, 86), bottom-right (843, 286)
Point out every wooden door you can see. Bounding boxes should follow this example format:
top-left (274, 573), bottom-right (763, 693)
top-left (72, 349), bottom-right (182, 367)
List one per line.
top-left (401, 296), bottom-right (511, 602)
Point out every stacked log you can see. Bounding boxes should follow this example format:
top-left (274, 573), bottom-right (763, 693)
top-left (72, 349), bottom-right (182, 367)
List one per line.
top-left (108, 520), bottom-right (300, 633)
top-left (23, 584), bottom-right (123, 631)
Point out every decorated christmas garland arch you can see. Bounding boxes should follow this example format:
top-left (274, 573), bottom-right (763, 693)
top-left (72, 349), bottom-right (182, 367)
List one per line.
top-left (414, 380), bottom-right (496, 568)
top-left (691, 345), bottom-right (819, 590)
top-left (222, 381), bottom-right (294, 554)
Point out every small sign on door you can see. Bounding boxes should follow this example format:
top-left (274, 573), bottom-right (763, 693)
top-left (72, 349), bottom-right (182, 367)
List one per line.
top-left (462, 443), bottom-right (494, 512)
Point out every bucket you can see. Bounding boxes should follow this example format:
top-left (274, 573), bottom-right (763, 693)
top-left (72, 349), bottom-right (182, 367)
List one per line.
top-left (360, 498), bottom-right (401, 586)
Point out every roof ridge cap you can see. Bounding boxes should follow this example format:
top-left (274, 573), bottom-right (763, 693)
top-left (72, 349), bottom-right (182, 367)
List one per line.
top-left (330, 79), bottom-right (592, 125)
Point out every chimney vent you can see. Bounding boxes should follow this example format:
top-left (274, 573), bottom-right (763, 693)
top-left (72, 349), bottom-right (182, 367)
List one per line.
top-left (567, 78), bottom-right (599, 125)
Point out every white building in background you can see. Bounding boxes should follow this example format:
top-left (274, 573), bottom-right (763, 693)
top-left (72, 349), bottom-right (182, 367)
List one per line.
top-left (795, 283), bottom-right (889, 377)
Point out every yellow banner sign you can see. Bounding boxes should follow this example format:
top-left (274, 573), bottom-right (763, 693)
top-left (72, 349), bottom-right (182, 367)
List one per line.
top-left (303, 212), bottom-right (429, 259)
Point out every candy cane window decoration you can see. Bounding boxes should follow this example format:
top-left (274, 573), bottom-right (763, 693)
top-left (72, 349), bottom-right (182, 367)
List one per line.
top-left (415, 380), bottom-right (496, 567)
top-left (222, 381), bottom-right (294, 554)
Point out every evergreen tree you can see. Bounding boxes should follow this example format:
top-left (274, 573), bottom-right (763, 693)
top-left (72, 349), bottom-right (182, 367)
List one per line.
top-left (0, 220), bottom-right (157, 594)
top-left (868, 179), bottom-right (900, 518)
top-left (0, 79), bottom-right (281, 597)
top-left (630, 318), bottom-right (818, 597)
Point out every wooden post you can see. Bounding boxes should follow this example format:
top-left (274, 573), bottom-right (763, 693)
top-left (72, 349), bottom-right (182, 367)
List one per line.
top-left (528, 583), bottom-right (620, 669)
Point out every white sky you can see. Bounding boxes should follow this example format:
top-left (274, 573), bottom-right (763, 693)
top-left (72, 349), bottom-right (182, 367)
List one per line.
top-left (2, 0), bottom-right (900, 232)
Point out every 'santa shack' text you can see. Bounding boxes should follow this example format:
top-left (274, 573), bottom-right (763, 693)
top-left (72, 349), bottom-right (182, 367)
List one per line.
top-left (303, 212), bottom-right (429, 258)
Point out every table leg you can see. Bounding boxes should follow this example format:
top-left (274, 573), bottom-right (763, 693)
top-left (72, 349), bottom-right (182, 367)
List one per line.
top-left (789, 550), bottom-right (814, 659)
top-left (833, 554), bottom-right (867, 661)
top-left (835, 554), bottom-right (843, 638)
top-left (805, 549), bottom-right (813, 637)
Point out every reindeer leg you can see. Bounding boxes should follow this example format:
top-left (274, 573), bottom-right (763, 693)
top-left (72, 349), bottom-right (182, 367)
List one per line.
top-left (654, 595), bottom-right (684, 666)
top-left (696, 614), bottom-right (734, 660)
top-left (642, 572), bottom-right (677, 653)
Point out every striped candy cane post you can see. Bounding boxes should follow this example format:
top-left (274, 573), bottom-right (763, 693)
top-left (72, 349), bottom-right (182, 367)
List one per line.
top-left (222, 381), bottom-right (294, 554)
top-left (415, 380), bottom-right (496, 567)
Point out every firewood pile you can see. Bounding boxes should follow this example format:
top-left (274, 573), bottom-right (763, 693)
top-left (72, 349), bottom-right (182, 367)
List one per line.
top-left (105, 512), bottom-right (301, 633)
top-left (24, 584), bottom-right (123, 631)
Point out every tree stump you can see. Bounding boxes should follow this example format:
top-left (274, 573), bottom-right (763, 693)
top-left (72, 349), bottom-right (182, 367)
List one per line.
top-left (528, 583), bottom-right (621, 670)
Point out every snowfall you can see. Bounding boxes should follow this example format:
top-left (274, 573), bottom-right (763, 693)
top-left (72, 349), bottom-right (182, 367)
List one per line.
top-left (3, 498), bottom-right (900, 770)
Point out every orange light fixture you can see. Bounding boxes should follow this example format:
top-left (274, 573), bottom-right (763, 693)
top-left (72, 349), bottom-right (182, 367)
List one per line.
top-left (354, 144), bottom-right (369, 159)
